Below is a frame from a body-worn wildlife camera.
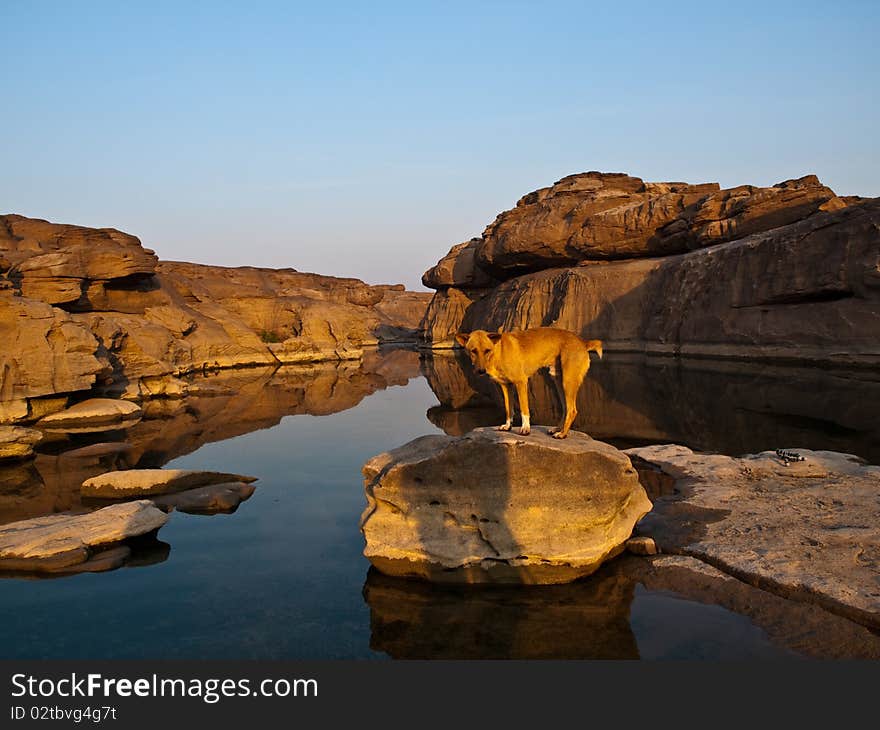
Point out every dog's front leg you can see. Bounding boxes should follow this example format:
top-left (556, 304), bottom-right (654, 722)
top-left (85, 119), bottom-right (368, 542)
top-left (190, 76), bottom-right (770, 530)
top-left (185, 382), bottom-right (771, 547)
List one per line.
top-left (497, 382), bottom-right (512, 431)
top-left (515, 380), bottom-right (530, 435)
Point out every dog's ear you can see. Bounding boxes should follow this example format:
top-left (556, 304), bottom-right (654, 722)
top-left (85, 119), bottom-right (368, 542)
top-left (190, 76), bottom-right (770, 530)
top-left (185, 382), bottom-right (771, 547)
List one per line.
top-left (488, 332), bottom-right (502, 344)
top-left (455, 332), bottom-right (470, 347)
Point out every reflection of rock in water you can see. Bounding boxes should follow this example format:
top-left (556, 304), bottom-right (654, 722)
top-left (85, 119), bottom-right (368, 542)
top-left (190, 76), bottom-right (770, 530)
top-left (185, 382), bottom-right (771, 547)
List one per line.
top-left (363, 567), bottom-right (639, 659)
top-left (0, 348), bottom-right (422, 525)
top-left (420, 352), bottom-right (880, 463)
top-left (612, 555), bottom-right (880, 659)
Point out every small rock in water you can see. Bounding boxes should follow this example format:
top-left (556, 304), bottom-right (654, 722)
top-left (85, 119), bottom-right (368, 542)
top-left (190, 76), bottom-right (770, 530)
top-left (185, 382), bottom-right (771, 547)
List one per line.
top-left (625, 536), bottom-right (658, 556)
top-left (37, 399), bottom-right (143, 433)
top-left (82, 469), bottom-right (258, 498)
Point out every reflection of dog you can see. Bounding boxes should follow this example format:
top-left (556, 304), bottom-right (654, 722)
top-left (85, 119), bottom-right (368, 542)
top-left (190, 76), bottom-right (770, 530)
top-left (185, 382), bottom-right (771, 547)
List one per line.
top-left (456, 327), bottom-right (603, 439)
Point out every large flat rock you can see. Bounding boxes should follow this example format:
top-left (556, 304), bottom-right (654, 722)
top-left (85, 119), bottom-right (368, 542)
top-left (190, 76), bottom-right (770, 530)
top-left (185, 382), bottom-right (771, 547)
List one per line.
top-left (627, 444), bottom-right (880, 630)
top-left (360, 427), bottom-right (652, 584)
top-left (82, 469), bottom-right (258, 498)
top-left (0, 500), bottom-right (168, 572)
top-left (37, 398), bottom-right (142, 432)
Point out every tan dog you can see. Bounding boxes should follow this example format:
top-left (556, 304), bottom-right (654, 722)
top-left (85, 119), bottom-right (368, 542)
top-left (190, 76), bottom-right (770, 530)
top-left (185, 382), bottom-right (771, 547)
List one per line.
top-left (456, 327), bottom-right (603, 439)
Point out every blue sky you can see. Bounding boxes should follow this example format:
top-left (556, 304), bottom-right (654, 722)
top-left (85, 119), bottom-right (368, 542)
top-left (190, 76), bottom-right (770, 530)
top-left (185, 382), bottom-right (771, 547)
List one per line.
top-left (2, 1), bottom-right (878, 289)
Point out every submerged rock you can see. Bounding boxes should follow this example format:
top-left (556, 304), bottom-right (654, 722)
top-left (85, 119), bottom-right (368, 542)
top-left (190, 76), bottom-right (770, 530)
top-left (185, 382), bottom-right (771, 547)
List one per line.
top-left (151, 482), bottom-right (256, 515)
top-left (627, 444), bottom-right (880, 630)
top-left (0, 500), bottom-right (168, 572)
top-left (0, 426), bottom-right (43, 460)
top-left (81, 469), bottom-right (258, 498)
top-left (360, 427), bottom-right (652, 584)
top-left (37, 398), bottom-right (143, 432)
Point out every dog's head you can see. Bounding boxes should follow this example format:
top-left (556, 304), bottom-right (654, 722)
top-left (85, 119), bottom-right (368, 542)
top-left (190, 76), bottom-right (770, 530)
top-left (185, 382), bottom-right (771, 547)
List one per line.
top-left (455, 329), bottom-right (502, 375)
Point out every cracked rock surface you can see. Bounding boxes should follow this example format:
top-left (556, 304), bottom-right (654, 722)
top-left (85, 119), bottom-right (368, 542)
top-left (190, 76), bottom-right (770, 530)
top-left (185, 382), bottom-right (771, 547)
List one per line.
top-left (360, 427), bottom-right (652, 584)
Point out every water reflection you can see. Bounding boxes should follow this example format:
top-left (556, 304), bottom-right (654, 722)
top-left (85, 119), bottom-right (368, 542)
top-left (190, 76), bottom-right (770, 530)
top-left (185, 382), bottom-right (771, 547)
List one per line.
top-left (0, 348), bottom-right (422, 526)
top-left (420, 350), bottom-right (880, 463)
top-left (363, 557), bottom-right (880, 660)
top-left (363, 566), bottom-right (639, 659)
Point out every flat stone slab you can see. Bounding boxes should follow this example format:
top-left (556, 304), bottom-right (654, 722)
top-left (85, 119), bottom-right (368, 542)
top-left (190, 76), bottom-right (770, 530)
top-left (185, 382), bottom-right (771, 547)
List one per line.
top-left (37, 398), bottom-right (142, 432)
top-left (627, 444), bottom-right (880, 630)
top-left (0, 426), bottom-right (43, 460)
top-left (82, 469), bottom-right (258, 498)
top-left (0, 500), bottom-right (169, 572)
top-left (58, 442), bottom-right (134, 460)
top-left (151, 482), bottom-right (256, 515)
top-left (361, 427), bottom-right (652, 584)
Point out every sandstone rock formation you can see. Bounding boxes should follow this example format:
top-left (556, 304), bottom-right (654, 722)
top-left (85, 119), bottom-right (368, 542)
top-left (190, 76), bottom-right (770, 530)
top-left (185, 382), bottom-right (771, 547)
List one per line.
top-left (1, 214), bottom-right (430, 422)
top-left (360, 427), bottom-right (652, 584)
top-left (0, 500), bottom-right (168, 573)
top-left (626, 444), bottom-right (880, 630)
top-left (0, 426), bottom-right (42, 460)
top-left (419, 172), bottom-right (879, 366)
top-left (82, 469), bottom-right (257, 498)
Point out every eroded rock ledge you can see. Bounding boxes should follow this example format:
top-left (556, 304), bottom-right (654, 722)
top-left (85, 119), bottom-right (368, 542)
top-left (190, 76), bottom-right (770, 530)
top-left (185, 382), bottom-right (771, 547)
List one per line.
top-left (360, 427), bottom-right (652, 584)
top-left (628, 444), bottom-right (880, 630)
top-left (0, 214), bottom-right (431, 423)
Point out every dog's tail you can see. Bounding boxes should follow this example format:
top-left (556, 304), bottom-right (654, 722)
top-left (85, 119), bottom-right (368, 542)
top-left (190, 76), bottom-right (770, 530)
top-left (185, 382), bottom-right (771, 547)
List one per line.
top-left (584, 338), bottom-right (603, 359)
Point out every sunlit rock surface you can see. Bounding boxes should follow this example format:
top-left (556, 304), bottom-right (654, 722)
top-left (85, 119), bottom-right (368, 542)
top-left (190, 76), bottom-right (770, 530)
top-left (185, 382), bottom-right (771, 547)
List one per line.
top-left (0, 214), bottom-right (430, 419)
top-left (82, 469), bottom-right (257, 498)
top-left (0, 500), bottom-right (168, 573)
top-left (628, 444), bottom-right (880, 630)
top-left (0, 426), bottom-right (42, 460)
top-left (361, 427), bottom-right (652, 584)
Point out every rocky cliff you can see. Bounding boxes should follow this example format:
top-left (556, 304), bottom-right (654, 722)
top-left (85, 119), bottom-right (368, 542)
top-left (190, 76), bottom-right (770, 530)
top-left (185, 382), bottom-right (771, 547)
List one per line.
top-left (1, 214), bottom-right (430, 423)
top-left (419, 172), bottom-right (879, 365)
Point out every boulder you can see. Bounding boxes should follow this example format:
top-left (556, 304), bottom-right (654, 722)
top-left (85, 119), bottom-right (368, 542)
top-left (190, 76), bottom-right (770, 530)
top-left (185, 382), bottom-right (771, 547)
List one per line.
top-left (81, 469), bottom-right (258, 498)
top-left (1, 213), bottom-right (159, 307)
top-left (37, 398), bottom-right (143, 432)
top-left (421, 239), bottom-right (496, 289)
top-left (627, 444), bottom-right (880, 630)
top-left (0, 500), bottom-right (168, 572)
top-left (360, 427), bottom-right (652, 584)
top-left (0, 426), bottom-right (42, 460)
top-left (151, 482), bottom-right (256, 514)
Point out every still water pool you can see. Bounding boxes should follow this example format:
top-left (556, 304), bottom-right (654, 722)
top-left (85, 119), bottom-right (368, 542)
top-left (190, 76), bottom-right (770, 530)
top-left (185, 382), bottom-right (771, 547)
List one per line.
top-left (1, 351), bottom-right (876, 659)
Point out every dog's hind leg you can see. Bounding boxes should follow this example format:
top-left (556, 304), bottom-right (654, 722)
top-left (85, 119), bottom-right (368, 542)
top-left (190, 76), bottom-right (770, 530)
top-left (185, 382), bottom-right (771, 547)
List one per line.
top-left (497, 382), bottom-right (512, 431)
top-left (548, 356), bottom-right (566, 435)
top-left (514, 380), bottom-right (531, 435)
top-left (554, 351), bottom-right (590, 439)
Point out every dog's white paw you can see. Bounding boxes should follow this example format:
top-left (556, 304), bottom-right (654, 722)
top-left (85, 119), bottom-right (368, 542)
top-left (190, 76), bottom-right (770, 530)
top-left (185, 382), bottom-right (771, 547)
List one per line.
top-left (497, 423), bottom-right (511, 432)
top-left (552, 431), bottom-right (567, 439)
top-left (518, 426), bottom-right (531, 436)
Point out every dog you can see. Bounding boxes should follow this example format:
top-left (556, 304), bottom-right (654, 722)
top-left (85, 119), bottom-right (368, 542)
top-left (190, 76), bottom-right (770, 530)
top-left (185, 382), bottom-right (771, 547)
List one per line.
top-left (455, 327), bottom-right (603, 439)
